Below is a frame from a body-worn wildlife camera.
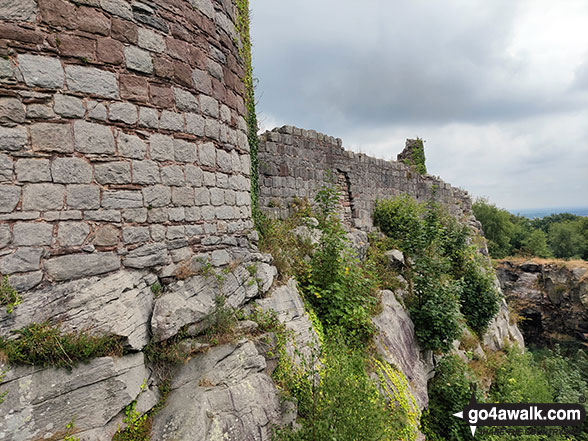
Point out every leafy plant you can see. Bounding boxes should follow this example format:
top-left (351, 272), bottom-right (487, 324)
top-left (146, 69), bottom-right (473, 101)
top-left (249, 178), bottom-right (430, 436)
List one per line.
top-left (0, 275), bottom-right (21, 314)
top-left (0, 322), bottom-right (124, 369)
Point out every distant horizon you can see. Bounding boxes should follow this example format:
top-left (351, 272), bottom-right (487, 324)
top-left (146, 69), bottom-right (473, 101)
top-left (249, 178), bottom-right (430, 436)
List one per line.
top-left (507, 206), bottom-right (588, 219)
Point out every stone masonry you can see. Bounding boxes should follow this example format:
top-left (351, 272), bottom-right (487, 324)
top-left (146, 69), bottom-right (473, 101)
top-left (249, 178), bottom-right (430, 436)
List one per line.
top-left (258, 126), bottom-right (474, 230)
top-left (0, 0), bottom-right (252, 290)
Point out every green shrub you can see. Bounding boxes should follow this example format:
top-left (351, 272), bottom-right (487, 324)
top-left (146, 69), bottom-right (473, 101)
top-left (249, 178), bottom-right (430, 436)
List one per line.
top-left (0, 322), bottom-right (124, 369)
top-left (374, 196), bottom-right (501, 350)
top-left (421, 355), bottom-right (479, 441)
top-left (490, 346), bottom-right (553, 403)
top-left (0, 275), bottom-right (20, 314)
top-left (299, 183), bottom-right (378, 343)
top-left (460, 253), bottom-right (500, 336)
top-left (274, 332), bottom-right (394, 441)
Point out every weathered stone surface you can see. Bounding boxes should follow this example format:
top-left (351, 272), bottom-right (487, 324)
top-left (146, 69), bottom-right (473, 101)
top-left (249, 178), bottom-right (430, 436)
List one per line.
top-left (0, 98), bottom-right (25, 125)
top-left (13, 222), bottom-right (53, 246)
top-left (483, 297), bottom-right (525, 351)
top-left (45, 252), bottom-right (120, 281)
top-left (151, 341), bottom-right (283, 441)
top-left (22, 183), bottom-right (65, 210)
top-left (118, 131), bottom-right (147, 159)
top-left (30, 123), bottom-right (74, 153)
top-left (138, 28), bottom-right (166, 53)
top-left (74, 120), bottom-right (116, 154)
top-left (109, 102), bottom-right (138, 124)
top-left (95, 161), bottom-right (132, 184)
top-left (257, 278), bottom-right (319, 364)
top-left (102, 189), bottom-right (142, 209)
top-left (160, 110), bottom-right (184, 131)
top-left (125, 46), bottom-right (153, 74)
top-left (0, 0), bottom-right (37, 21)
top-left (17, 54), bottom-right (64, 89)
top-left (54, 94), bottom-right (85, 118)
top-left (0, 353), bottom-right (148, 441)
top-left (51, 157), bottom-right (93, 183)
top-left (15, 158), bottom-right (50, 182)
top-left (142, 184), bottom-right (171, 207)
top-left (123, 242), bottom-right (169, 269)
top-left (0, 153), bottom-right (12, 181)
top-left (161, 165), bottom-right (184, 186)
top-left (372, 289), bottom-right (431, 410)
top-left (58, 221), bottom-right (90, 247)
top-left (0, 185), bottom-right (21, 212)
top-left (0, 126), bottom-right (28, 152)
top-left (495, 260), bottom-right (581, 345)
top-left (8, 270), bottom-right (43, 291)
top-left (67, 184), bottom-right (100, 209)
top-left (0, 247), bottom-right (43, 274)
top-left (174, 88), bottom-right (199, 112)
top-left (150, 133), bottom-right (174, 161)
top-left (66, 65), bottom-right (119, 98)
top-left (174, 139), bottom-right (197, 162)
top-left (132, 160), bottom-right (160, 184)
top-left (0, 270), bottom-right (154, 349)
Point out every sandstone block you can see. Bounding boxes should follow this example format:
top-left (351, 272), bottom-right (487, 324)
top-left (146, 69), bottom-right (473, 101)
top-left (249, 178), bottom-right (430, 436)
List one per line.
top-left (51, 157), bottom-right (93, 184)
top-left (124, 46), bottom-right (153, 74)
top-left (185, 165), bottom-right (203, 187)
top-left (0, 126), bottom-right (28, 152)
top-left (74, 120), bottom-right (115, 154)
top-left (13, 222), bottom-right (53, 246)
top-left (138, 28), bottom-right (165, 53)
top-left (161, 165), bottom-right (184, 186)
top-left (142, 185), bottom-right (171, 207)
top-left (174, 88), bottom-right (199, 112)
top-left (172, 187), bottom-right (194, 206)
top-left (131, 160), bottom-right (160, 184)
top-left (139, 106), bottom-right (159, 129)
top-left (93, 224), bottom-right (119, 246)
top-left (109, 102), bottom-right (138, 124)
top-left (100, 0), bottom-right (133, 19)
top-left (122, 226), bottom-right (150, 244)
top-left (22, 183), bottom-right (65, 211)
top-left (95, 161), bottom-right (132, 184)
top-left (102, 190), bottom-right (142, 209)
top-left (0, 0), bottom-right (37, 21)
top-left (58, 221), bottom-right (90, 247)
top-left (0, 97), bottom-right (25, 124)
top-left (54, 94), bottom-right (85, 118)
top-left (15, 158), bottom-right (50, 182)
top-left (159, 110), bottom-right (184, 131)
top-left (149, 133), bottom-right (174, 161)
top-left (67, 184), bottom-right (100, 209)
top-left (118, 131), bottom-right (146, 159)
top-left (18, 54), bottom-right (64, 89)
top-left (173, 139), bottom-right (197, 163)
top-left (200, 94), bottom-right (219, 118)
top-left (123, 242), bottom-right (169, 268)
top-left (66, 65), bottom-right (119, 98)
top-left (0, 247), bottom-right (42, 274)
top-left (185, 112), bottom-right (205, 136)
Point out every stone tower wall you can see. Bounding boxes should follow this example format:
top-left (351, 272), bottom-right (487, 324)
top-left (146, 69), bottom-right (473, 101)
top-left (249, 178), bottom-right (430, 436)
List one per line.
top-left (0, 0), bottom-right (252, 291)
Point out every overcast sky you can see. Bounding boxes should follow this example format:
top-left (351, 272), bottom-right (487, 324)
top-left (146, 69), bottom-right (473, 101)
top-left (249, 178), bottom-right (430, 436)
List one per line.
top-left (250, 0), bottom-right (588, 211)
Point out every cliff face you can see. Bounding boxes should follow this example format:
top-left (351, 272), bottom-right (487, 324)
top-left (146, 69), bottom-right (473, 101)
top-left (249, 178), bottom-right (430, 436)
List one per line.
top-left (496, 259), bottom-right (588, 345)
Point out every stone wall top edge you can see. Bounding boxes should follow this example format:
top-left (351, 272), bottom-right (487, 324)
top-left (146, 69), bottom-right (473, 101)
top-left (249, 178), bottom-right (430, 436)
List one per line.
top-left (261, 125), bottom-right (471, 198)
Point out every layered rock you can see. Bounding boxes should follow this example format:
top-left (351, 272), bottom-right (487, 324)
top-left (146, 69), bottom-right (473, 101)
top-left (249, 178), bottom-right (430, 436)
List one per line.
top-left (0, 353), bottom-right (152, 441)
top-left (497, 260), bottom-right (588, 344)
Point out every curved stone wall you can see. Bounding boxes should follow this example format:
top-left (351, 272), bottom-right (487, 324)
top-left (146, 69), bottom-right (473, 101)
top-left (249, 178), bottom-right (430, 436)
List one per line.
top-left (0, 0), bottom-right (252, 290)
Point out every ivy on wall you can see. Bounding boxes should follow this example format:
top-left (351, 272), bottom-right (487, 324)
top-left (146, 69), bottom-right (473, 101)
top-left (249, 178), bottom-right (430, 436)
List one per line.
top-left (235, 0), bottom-right (261, 225)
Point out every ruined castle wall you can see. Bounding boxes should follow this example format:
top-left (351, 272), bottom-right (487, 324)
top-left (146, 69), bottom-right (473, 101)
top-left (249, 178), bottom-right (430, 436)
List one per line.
top-left (258, 126), bottom-right (473, 229)
top-left (0, 0), bottom-right (252, 290)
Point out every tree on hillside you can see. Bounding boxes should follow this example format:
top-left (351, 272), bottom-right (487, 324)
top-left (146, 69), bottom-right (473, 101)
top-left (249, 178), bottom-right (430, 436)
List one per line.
top-left (472, 199), bottom-right (513, 258)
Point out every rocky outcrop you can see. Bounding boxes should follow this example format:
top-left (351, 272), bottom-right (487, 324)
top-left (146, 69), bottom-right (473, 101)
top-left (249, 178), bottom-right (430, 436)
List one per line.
top-left (151, 341), bottom-right (284, 441)
top-left (496, 260), bottom-right (588, 344)
top-left (483, 297), bottom-right (525, 351)
top-left (0, 353), bottom-right (153, 441)
top-left (0, 270), bottom-right (156, 350)
top-left (372, 289), bottom-right (432, 410)
top-left (151, 255), bottom-right (277, 342)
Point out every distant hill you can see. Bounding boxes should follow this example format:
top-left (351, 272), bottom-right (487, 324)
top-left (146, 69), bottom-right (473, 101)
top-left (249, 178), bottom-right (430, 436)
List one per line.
top-left (511, 207), bottom-right (588, 219)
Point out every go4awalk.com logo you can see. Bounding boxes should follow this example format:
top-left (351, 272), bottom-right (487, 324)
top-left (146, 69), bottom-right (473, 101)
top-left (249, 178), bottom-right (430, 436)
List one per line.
top-left (453, 392), bottom-right (586, 436)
